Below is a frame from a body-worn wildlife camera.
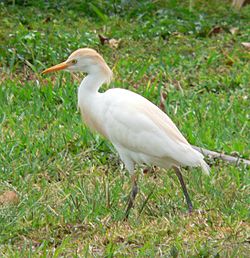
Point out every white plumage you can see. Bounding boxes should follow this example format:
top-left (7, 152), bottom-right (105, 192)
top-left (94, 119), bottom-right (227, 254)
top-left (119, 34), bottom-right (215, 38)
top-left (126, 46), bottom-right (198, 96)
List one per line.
top-left (101, 88), bottom-right (209, 175)
top-left (42, 48), bottom-right (210, 216)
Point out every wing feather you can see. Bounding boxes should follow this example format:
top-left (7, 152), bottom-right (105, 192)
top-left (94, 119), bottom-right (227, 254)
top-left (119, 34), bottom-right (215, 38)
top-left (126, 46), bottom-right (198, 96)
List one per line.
top-left (103, 89), bottom-right (195, 162)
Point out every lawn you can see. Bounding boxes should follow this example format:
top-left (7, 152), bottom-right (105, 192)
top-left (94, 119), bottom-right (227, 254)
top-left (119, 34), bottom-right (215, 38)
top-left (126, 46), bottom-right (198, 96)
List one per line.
top-left (0, 0), bottom-right (249, 256)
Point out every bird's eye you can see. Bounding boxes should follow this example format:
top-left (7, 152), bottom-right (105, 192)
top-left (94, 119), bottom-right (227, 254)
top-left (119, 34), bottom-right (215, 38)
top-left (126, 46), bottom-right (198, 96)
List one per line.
top-left (71, 59), bottom-right (77, 64)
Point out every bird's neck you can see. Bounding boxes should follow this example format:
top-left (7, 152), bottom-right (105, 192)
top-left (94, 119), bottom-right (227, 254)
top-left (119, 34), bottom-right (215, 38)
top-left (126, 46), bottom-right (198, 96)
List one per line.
top-left (78, 60), bottom-right (112, 97)
top-left (79, 73), bottom-right (106, 95)
top-left (77, 73), bottom-right (108, 137)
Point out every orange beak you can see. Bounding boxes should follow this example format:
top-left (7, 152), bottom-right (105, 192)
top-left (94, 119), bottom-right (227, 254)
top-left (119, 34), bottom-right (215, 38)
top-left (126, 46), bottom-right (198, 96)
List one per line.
top-left (41, 61), bottom-right (70, 75)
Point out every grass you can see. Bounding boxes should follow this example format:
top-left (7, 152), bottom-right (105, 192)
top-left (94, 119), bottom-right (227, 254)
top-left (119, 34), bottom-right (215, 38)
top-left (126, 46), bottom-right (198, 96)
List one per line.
top-left (0, 0), bottom-right (249, 256)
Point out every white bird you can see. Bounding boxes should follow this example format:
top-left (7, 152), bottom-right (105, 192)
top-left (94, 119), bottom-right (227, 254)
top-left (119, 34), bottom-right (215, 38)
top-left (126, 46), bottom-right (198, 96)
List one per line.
top-left (42, 48), bottom-right (210, 217)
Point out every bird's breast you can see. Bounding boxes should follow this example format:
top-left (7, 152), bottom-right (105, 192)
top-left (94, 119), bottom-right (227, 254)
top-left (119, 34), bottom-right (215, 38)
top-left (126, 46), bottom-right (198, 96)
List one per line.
top-left (79, 105), bottom-right (107, 138)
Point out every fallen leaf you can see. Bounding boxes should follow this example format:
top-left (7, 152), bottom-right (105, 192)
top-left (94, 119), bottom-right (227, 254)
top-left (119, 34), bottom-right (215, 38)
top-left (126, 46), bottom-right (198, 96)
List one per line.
top-left (241, 42), bottom-right (250, 50)
top-left (226, 59), bottom-right (234, 66)
top-left (0, 191), bottom-right (19, 205)
top-left (229, 27), bottom-right (239, 35)
top-left (108, 38), bottom-right (121, 49)
top-left (143, 166), bottom-right (157, 178)
top-left (43, 16), bottom-right (51, 23)
top-left (208, 26), bottom-right (223, 37)
top-left (98, 34), bottom-right (109, 45)
top-left (159, 91), bottom-right (167, 111)
top-left (98, 34), bottom-right (121, 49)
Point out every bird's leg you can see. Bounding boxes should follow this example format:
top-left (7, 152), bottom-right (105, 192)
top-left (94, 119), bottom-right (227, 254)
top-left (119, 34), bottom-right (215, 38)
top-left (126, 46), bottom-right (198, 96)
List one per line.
top-left (125, 174), bottom-right (138, 219)
top-left (173, 166), bottom-right (193, 213)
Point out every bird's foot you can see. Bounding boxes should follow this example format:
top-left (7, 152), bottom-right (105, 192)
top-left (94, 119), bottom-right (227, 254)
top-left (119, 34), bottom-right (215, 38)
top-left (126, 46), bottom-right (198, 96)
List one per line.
top-left (188, 204), bottom-right (193, 214)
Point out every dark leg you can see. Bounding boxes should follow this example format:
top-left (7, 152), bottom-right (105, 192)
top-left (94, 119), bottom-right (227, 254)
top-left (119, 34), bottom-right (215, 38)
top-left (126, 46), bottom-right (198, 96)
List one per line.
top-left (125, 174), bottom-right (138, 219)
top-left (173, 166), bottom-right (193, 213)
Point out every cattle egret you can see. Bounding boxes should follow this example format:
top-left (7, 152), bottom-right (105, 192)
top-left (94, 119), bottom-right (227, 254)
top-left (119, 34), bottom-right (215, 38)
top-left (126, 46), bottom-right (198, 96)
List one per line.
top-left (42, 48), bottom-right (210, 218)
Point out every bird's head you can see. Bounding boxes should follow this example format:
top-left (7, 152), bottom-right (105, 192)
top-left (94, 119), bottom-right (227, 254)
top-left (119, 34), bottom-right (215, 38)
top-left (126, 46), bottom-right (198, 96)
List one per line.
top-left (42, 48), bottom-right (112, 83)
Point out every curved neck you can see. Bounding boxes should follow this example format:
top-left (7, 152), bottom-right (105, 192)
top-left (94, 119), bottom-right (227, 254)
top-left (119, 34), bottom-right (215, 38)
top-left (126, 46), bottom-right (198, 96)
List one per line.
top-left (79, 73), bottom-right (106, 94)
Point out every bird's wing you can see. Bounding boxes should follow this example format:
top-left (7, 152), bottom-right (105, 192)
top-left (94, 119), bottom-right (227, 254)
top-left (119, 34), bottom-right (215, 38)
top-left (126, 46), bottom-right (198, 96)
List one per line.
top-left (102, 89), bottom-right (201, 166)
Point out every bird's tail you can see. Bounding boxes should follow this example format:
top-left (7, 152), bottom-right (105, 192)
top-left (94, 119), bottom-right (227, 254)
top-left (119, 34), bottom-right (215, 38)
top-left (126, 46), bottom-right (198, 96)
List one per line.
top-left (200, 159), bottom-right (210, 175)
top-left (189, 145), bottom-right (210, 175)
top-left (175, 143), bottom-right (210, 175)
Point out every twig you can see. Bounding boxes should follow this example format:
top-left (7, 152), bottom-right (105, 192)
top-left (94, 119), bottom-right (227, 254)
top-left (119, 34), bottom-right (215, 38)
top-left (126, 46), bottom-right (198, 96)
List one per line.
top-left (232, 0), bottom-right (250, 9)
top-left (192, 145), bottom-right (250, 166)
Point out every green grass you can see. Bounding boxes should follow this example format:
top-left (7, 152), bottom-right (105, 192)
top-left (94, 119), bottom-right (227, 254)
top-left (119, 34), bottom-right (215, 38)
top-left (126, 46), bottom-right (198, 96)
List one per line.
top-left (0, 0), bottom-right (249, 256)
